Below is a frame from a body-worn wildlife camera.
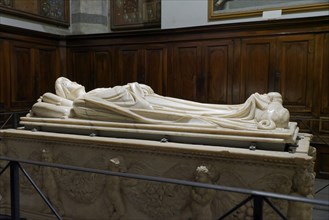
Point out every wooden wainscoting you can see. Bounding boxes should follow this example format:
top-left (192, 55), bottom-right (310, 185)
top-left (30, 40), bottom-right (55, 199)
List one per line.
top-left (0, 25), bottom-right (64, 115)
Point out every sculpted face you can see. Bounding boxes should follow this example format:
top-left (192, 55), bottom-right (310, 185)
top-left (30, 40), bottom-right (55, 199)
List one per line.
top-left (196, 172), bottom-right (209, 183)
top-left (55, 77), bottom-right (86, 100)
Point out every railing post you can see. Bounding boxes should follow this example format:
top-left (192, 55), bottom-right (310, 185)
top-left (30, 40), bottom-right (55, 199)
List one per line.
top-left (10, 161), bottom-right (20, 220)
top-left (253, 195), bottom-right (263, 220)
top-left (12, 113), bottom-right (18, 129)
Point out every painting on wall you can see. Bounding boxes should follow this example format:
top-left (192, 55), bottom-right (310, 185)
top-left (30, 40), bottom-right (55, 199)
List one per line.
top-left (208, 0), bottom-right (329, 20)
top-left (0, 0), bottom-right (70, 26)
top-left (110, 0), bottom-right (161, 30)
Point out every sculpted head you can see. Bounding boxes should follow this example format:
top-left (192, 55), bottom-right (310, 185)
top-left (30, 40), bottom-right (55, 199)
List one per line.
top-left (268, 92), bottom-right (283, 103)
top-left (41, 149), bottom-right (53, 162)
top-left (292, 169), bottom-right (315, 196)
top-left (195, 165), bottom-right (210, 183)
top-left (108, 156), bottom-right (126, 172)
top-left (256, 92), bottom-right (290, 129)
top-left (55, 77), bottom-right (86, 100)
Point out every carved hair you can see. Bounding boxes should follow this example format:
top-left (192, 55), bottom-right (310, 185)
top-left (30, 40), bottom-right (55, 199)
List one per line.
top-left (196, 165), bottom-right (209, 174)
top-left (292, 169), bottom-right (315, 193)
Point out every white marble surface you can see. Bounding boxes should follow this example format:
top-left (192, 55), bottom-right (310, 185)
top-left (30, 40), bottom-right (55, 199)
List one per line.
top-left (29, 77), bottom-right (291, 132)
top-left (23, 77), bottom-right (301, 151)
top-left (0, 129), bottom-right (316, 220)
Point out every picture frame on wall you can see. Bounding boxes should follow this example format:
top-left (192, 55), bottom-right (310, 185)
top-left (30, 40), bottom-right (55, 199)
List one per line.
top-left (110, 0), bottom-right (161, 30)
top-left (0, 0), bottom-right (70, 27)
top-left (208, 0), bottom-right (329, 20)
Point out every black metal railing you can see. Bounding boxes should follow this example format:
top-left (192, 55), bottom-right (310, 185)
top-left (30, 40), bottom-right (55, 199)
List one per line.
top-left (0, 111), bottom-right (29, 129)
top-left (0, 156), bottom-right (328, 220)
top-left (293, 117), bottom-right (329, 147)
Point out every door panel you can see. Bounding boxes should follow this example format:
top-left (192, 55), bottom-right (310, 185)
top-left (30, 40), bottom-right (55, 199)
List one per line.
top-left (10, 43), bottom-right (36, 109)
top-left (116, 48), bottom-right (139, 85)
top-left (321, 33), bottom-right (329, 114)
top-left (204, 41), bottom-right (233, 104)
top-left (72, 50), bottom-right (93, 91)
top-left (277, 35), bottom-right (314, 113)
top-left (94, 50), bottom-right (113, 88)
top-left (144, 47), bottom-right (166, 95)
top-left (0, 40), bottom-right (6, 111)
top-left (173, 44), bottom-right (201, 101)
top-left (38, 48), bottom-right (59, 94)
top-left (241, 38), bottom-right (275, 100)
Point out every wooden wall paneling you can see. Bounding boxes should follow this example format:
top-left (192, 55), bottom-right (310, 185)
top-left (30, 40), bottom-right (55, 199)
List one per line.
top-left (315, 144), bottom-right (329, 178)
top-left (38, 47), bottom-right (61, 94)
top-left (312, 33), bottom-right (328, 179)
top-left (312, 34), bottom-right (324, 118)
top-left (276, 35), bottom-right (315, 114)
top-left (66, 48), bottom-right (74, 80)
top-left (166, 45), bottom-right (174, 98)
top-left (321, 33), bottom-right (329, 115)
top-left (318, 33), bottom-right (329, 138)
top-left (94, 49), bottom-right (114, 88)
top-left (0, 40), bottom-right (7, 126)
top-left (203, 40), bottom-right (234, 104)
top-left (59, 42), bottom-right (67, 78)
top-left (173, 43), bottom-right (202, 101)
top-left (1, 40), bottom-right (11, 113)
top-left (115, 46), bottom-right (140, 85)
top-left (232, 39), bottom-right (241, 104)
top-left (0, 40), bottom-right (6, 111)
top-left (10, 41), bottom-right (37, 110)
top-left (143, 46), bottom-right (167, 95)
top-left (71, 50), bottom-right (94, 91)
top-left (240, 37), bottom-right (276, 101)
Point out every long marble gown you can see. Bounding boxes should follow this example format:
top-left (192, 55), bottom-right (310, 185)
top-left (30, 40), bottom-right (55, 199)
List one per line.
top-left (30, 77), bottom-right (290, 131)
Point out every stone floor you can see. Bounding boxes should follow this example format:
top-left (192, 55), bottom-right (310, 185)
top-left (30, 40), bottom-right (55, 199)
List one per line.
top-left (313, 178), bottom-right (329, 220)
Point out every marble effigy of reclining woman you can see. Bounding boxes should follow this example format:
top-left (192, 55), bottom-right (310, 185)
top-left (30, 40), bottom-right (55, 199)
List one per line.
top-left (28, 77), bottom-right (290, 131)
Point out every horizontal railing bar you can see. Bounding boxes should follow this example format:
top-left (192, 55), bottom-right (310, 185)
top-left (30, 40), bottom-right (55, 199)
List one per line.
top-left (0, 156), bottom-right (328, 207)
top-left (0, 111), bottom-right (29, 115)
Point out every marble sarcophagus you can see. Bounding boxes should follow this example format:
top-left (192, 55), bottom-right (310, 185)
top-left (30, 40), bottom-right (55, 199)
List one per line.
top-left (0, 77), bottom-right (316, 220)
top-left (0, 128), bottom-right (315, 220)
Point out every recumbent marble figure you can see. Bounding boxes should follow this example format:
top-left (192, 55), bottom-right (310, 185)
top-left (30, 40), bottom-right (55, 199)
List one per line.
top-left (28, 77), bottom-right (290, 132)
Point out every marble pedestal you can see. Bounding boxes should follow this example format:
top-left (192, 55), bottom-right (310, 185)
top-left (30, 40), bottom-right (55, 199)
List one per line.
top-left (0, 129), bottom-right (315, 220)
